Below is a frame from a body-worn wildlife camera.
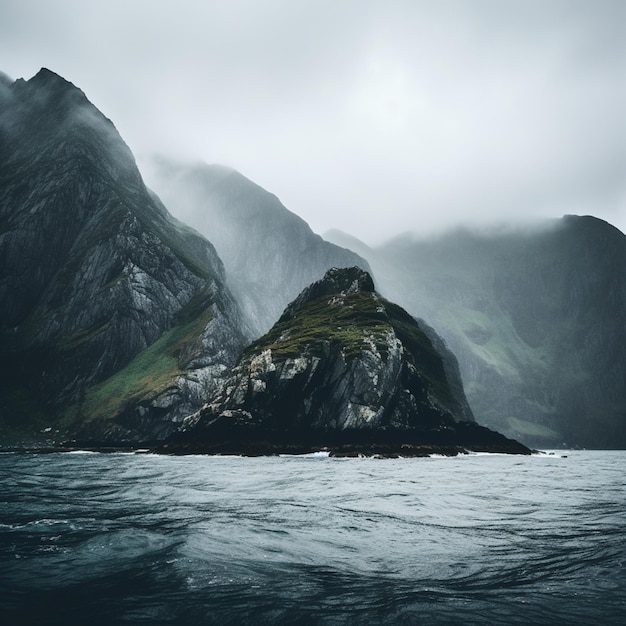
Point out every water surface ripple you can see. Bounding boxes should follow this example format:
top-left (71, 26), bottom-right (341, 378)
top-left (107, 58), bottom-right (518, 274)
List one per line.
top-left (1, 450), bottom-right (624, 624)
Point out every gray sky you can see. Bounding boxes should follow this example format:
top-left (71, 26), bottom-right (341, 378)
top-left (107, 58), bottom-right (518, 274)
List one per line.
top-left (1, 0), bottom-right (625, 244)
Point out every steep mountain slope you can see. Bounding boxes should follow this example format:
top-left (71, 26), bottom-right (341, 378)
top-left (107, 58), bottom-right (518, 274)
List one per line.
top-left (144, 160), bottom-right (371, 336)
top-left (329, 217), bottom-right (626, 448)
top-left (164, 267), bottom-right (529, 456)
top-left (0, 69), bottom-right (250, 443)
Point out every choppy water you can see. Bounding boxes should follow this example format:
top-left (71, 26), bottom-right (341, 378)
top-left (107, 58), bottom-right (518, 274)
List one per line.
top-left (1, 450), bottom-right (625, 625)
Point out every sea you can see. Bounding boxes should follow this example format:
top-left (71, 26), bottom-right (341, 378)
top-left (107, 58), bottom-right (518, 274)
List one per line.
top-left (1, 450), bottom-right (624, 625)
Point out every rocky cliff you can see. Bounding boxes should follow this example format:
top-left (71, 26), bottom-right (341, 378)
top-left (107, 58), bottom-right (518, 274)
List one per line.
top-left (328, 217), bottom-right (626, 448)
top-left (163, 268), bottom-right (529, 455)
top-left (143, 159), bottom-right (371, 336)
top-left (0, 69), bottom-right (251, 443)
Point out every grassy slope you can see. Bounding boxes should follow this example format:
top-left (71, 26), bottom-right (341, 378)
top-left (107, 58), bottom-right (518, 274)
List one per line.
top-left (61, 302), bottom-right (211, 430)
top-left (243, 291), bottom-right (391, 361)
top-left (242, 289), bottom-right (459, 415)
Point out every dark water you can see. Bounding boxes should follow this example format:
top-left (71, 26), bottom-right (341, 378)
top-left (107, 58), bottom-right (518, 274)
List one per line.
top-left (1, 450), bottom-right (625, 625)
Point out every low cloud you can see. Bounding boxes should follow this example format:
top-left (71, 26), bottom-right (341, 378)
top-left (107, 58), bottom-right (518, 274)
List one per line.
top-left (1, 0), bottom-right (624, 243)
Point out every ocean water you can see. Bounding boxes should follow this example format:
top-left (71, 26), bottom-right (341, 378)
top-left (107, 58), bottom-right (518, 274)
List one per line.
top-left (1, 450), bottom-right (624, 625)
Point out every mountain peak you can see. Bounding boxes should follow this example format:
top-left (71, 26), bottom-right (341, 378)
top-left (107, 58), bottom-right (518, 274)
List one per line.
top-left (3, 69), bottom-right (94, 138)
top-left (282, 267), bottom-right (375, 322)
top-left (32, 67), bottom-right (68, 83)
top-left (310, 266), bottom-right (375, 296)
top-left (13, 67), bottom-right (84, 99)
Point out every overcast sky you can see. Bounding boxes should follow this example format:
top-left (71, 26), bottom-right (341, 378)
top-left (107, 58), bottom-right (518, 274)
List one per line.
top-left (1, 0), bottom-right (624, 244)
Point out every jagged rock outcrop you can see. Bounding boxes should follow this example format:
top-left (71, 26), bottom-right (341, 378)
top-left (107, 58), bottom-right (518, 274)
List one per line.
top-left (328, 217), bottom-right (626, 448)
top-left (163, 268), bottom-right (529, 455)
top-left (0, 69), bottom-right (251, 443)
top-left (143, 159), bottom-right (371, 336)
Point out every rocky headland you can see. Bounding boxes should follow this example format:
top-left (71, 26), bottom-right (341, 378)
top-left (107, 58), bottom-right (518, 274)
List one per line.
top-left (161, 268), bottom-right (530, 456)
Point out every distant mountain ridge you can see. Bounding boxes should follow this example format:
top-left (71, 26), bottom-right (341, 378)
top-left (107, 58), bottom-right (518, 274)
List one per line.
top-left (144, 159), bottom-right (371, 336)
top-left (327, 217), bottom-right (626, 448)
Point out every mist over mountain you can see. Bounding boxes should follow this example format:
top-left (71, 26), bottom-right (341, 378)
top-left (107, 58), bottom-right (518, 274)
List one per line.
top-left (142, 159), bottom-right (371, 336)
top-left (2, 68), bottom-right (497, 456)
top-left (0, 69), bottom-right (250, 442)
top-left (328, 218), bottom-right (626, 448)
top-left (1, 67), bottom-right (622, 453)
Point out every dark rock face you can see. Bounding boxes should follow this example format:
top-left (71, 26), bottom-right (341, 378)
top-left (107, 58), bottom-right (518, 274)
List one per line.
top-left (164, 268), bottom-right (529, 455)
top-left (143, 160), bottom-right (372, 336)
top-left (328, 217), bottom-right (626, 449)
top-left (0, 69), bottom-right (250, 442)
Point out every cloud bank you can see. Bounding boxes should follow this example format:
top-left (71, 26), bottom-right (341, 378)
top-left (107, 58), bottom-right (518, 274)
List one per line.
top-left (1, 0), bottom-right (624, 243)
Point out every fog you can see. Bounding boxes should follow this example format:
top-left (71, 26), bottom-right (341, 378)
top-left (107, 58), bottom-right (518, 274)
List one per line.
top-left (1, 0), bottom-right (624, 244)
